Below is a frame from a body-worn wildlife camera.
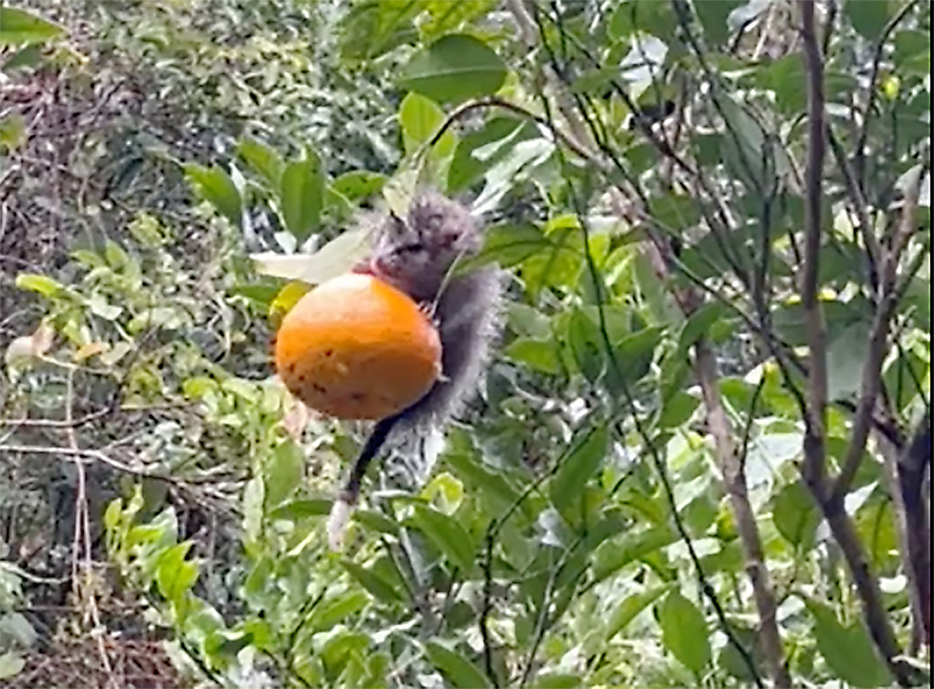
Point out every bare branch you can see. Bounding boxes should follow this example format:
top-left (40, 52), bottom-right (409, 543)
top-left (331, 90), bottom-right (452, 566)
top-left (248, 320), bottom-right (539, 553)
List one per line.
top-left (833, 158), bottom-right (927, 500)
top-left (897, 415), bottom-right (932, 648)
top-left (800, 0), bottom-right (829, 496)
top-left (695, 338), bottom-right (791, 688)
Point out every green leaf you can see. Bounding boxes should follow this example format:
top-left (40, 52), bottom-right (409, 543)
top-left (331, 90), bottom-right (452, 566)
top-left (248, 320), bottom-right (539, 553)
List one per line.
top-left (772, 480), bottom-right (820, 550)
top-left (268, 499), bottom-right (332, 521)
top-left (399, 92), bottom-right (456, 159)
top-left (353, 510), bottom-right (402, 537)
top-left (310, 590), bottom-right (370, 632)
top-left (505, 338), bottom-right (562, 375)
top-left (844, 0), bottom-right (891, 40)
top-left (242, 557), bottom-right (274, 609)
top-left (606, 585), bottom-right (669, 640)
top-left (0, 113), bottom-right (26, 152)
top-left (445, 445), bottom-right (524, 514)
top-left (608, 0), bottom-right (676, 40)
top-left (0, 651), bottom-right (25, 680)
top-left (409, 505), bottom-right (476, 571)
top-left (155, 542), bottom-right (198, 603)
top-left (16, 273), bottom-right (61, 297)
top-left (2, 44), bottom-right (43, 71)
top-left (401, 34), bottom-right (506, 103)
top-left (550, 426), bottom-right (609, 511)
top-left (458, 223), bottom-right (551, 273)
top-left (421, 472), bottom-right (465, 515)
top-left (659, 391), bottom-right (700, 429)
top-left (0, 7), bottom-right (64, 46)
top-left (609, 326), bottom-right (665, 391)
top-left (342, 560), bottom-right (405, 604)
top-left (827, 321), bottom-right (871, 401)
top-left (657, 591), bottom-right (711, 674)
top-left (236, 138), bottom-right (284, 188)
top-left (280, 149), bottom-right (325, 242)
top-left (695, 0), bottom-right (742, 46)
top-left (424, 642), bottom-right (491, 689)
top-left (184, 163), bottom-right (242, 228)
top-left (448, 117), bottom-right (528, 192)
top-left (593, 525), bottom-right (677, 582)
top-left (566, 308), bottom-right (606, 383)
top-left (532, 674), bottom-right (585, 689)
top-left (331, 170), bottom-right (386, 202)
top-left (677, 302), bottom-right (729, 355)
top-left (265, 442), bottom-right (304, 508)
top-left (805, 598), bottom-right (892, 688)
top-left (473, 138), bottom-right (556, 216)
top-left (339, 0), bottom-right (420, 63)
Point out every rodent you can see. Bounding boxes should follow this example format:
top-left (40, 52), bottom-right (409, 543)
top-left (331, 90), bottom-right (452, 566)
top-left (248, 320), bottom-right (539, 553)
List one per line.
top-left (326, 190), bottom-right (503, 549)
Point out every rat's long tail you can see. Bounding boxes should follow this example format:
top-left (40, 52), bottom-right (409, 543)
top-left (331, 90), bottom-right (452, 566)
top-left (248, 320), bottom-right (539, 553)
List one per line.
top-left (327, 412), bottom-right (401, 550)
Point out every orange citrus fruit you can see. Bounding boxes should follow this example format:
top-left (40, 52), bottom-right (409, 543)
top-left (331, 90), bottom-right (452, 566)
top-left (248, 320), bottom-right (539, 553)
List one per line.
top-left (274, 273), bottom-right (442, 420)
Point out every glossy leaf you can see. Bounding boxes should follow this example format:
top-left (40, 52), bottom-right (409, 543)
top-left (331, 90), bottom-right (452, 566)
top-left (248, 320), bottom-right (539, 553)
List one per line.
top-left (425, 642), bottom-right (491, 689)
top-left (184, 163), bottom-right (242, 228)
top-left (550, 426), bottom-right (609, 511)
top-left (342, 560), bottom-right (406, 604)
top-left (280, 149), bottom-right (325, 241)
top-left (772, 480), bottom-right (820, 550)
top-left (657, 591), bottom-right (711, 674)
top-left (805, 598), bottom-right (892, 688)
top-left (0, 7), bottom-right (64, 46)
top-left (401, 34), bottom-right (506, 103)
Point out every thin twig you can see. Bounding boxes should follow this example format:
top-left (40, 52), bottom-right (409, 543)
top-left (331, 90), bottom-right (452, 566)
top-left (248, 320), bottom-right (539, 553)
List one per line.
top-left (853, 0), bottom-right (923, 185)
top-left (832, 158), bottom-right (926, 500)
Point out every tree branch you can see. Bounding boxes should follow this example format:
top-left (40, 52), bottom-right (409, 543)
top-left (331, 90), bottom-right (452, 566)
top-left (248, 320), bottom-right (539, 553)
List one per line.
top-left (694, 338), bottom-right (791, 688)
top-left (800, 0), bottom-right (829, 497)
top-left (833, 157), bottom-right (927, 500)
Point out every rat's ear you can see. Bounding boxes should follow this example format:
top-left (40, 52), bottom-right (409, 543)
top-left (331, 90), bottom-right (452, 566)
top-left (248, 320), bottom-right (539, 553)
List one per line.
top-left (378, 210), bottom-right (408, 241)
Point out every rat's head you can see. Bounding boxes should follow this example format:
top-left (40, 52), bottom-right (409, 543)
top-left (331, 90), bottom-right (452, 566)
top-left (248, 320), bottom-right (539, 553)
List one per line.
top-left (358, 192), bottom-right (481, 300)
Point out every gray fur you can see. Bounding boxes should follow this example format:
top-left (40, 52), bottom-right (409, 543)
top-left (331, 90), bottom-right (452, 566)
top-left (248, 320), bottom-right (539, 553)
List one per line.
top-left (329, 191), bottom-right (502, 547)
top-left (360, 191), bottom-right (503, 437)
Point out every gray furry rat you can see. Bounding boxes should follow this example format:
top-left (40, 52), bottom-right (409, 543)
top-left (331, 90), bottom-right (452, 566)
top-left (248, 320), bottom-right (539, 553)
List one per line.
top-left (327, 191), bottom-right (502, 549)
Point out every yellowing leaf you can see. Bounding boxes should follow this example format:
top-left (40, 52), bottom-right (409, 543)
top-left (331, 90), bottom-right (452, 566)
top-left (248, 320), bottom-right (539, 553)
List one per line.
top-left (74, 341), bottom-right (109, 362)
top-left (269, 281), bottom-right (311, 326)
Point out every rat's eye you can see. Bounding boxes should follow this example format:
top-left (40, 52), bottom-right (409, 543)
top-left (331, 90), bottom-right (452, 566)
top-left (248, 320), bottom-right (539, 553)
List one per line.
top-left (395, 242), bottom-right (425, 255)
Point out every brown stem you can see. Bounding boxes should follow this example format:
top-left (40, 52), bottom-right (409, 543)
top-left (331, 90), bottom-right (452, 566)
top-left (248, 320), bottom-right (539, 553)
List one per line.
top-left (800, 0), bottom-right (829, 497)
top-left (833, 160), bottom-right (927, 500)
top-left (695, 339), bottom-right (791, 688)
top-left (799, 4), bottom-right (921, 684)
top-left (878, 427), bottom-right (930, 652)
top-left (824, 504), bottom-right (922, 685)
top-left (897, 416), bottom-right (932, 648)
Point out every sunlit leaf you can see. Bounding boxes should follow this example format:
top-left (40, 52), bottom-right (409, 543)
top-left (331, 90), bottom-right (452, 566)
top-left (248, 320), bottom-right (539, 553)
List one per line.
top-left (280, 149), bottom-right (326, 241)
top-left (0, 7), bottom-right (64, 46)
top-left (184, 163), bottom-right (242, 227)
top-left (657, 591), bottom-right (711, 674)
top-left (401, 34), bottom-right (506, 103)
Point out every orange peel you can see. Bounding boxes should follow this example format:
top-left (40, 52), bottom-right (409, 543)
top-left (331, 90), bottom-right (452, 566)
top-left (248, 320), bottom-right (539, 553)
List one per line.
top-left (274, 273), bottom-right (442, 420)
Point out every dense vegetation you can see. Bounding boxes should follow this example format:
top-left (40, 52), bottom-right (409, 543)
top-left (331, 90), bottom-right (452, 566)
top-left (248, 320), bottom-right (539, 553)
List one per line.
top-left (0, 1), bottom-right (929, 687)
